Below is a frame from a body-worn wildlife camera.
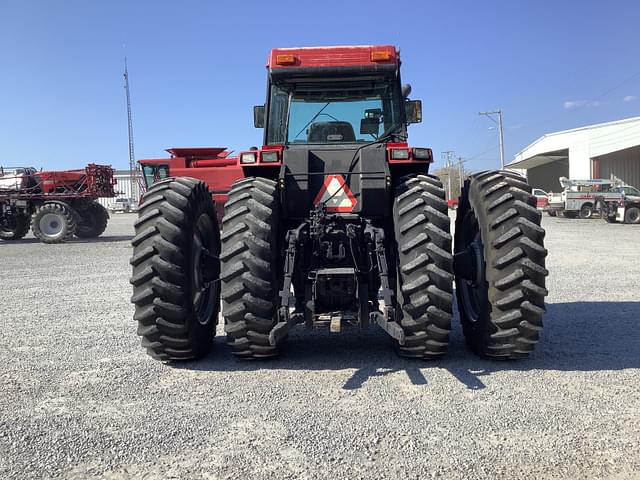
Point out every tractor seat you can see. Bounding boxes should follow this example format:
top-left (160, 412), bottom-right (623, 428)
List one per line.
top-left (308, 121), bottom-right (356, 143)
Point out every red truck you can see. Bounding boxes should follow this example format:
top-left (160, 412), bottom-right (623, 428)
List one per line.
top-left (0, 164), bottom-right (116, 243)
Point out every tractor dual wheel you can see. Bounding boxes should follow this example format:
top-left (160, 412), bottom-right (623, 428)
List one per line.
top-left (454, 170), bottom-right (548, 359)
top-left (0, 214), bottom-right (30, 241)
top-left (75, 201), bottom-right (109, 238)
top-left (31, 203), bottom-right (76, 243)
top-left (130, 177), bottom-right (220, 361)
top-left (220, 177), bottom-right (281, 359)
top-left (393, 174), bottom-right (454, 359)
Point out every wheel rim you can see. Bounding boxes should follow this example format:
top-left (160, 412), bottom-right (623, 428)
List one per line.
top-left (1, 217), bottom-right (17, 233)
top-left (455, 210), bottom-right (488, 323)
top-left (581, 206), bottom-right (592, 218)
top-left (191, 213), bottom-right (219, 325)
top-left (629, 210), bottom-right (640, 223)
top-left (39, 213), bottom-right (63, 236)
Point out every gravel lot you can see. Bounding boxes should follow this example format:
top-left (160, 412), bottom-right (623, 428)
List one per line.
top-left (1, 212), bottom-right (639, 479)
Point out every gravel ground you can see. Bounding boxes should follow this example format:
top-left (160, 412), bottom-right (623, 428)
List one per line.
top-left (1, 212), bottom-right (639, 479)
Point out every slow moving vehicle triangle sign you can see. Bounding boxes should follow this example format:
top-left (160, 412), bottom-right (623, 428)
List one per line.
top-left (313, 175), bottom-right (358, 213)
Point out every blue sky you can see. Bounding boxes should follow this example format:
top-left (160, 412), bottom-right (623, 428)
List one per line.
top-left (1, 0), bottom-right (639, 172)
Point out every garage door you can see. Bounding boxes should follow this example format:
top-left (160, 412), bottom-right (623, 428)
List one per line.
top-left (527, 159), bottom-right (569, 192)
top-left (597, 145), bottom-right (640, 188)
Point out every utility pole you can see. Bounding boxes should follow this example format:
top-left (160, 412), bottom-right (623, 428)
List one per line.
top-left (479, 110), bottom-right (505, 170)
top-left (124, 58), bottom-right (137, 201)
top-left (441, 151), bottom-right (455, 199)
top-left (457, 156), bottom-right (467, 193)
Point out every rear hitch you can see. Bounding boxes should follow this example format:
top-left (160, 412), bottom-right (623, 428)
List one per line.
top-left (269, 223), bottom-right (307, 346)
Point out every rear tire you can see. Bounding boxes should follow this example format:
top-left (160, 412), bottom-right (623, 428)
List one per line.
top-left (546, 210), bottom-right (557, 217)
top-left (454, 170), bottom-right (548, 359)
top-left (0, 213), bottom-right (30, 240)
top-left (31, 203), bottom-right (76, 243)
top-left (393, 174), bottom-right (454, 359)
top-left (75, 201), bottom-right (109, 238)
top-left (579, 203), bottom-right (593, 219)
top-left (220, 177), bottom-right (281, 359)
top-left (624, 207), bottom-right (640, 224)
top-left (130, 177), bottom-right (220, 361)
top-left (562, 210), bottom-right (577, 218)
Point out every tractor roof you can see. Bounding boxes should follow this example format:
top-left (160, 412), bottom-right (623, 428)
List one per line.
top-left (267, 45), bottom-right (398, 71)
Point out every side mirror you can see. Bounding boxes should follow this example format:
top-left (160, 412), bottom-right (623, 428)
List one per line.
top-left (253, 105), bottom-right (265, 128)
top-left (360, 117), bottom-right (380, 136)
top-left (405, 100), bottom-right (422, 124)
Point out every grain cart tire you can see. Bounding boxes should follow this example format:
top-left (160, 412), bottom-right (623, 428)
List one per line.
top-left (220, 177), bottom-right (281, 359)
top-left (0, 214), bottom-right (30, 240)
top-left (579, 203), bottom-right (594, 219)
top-left (130, 177), bottom-right (220, 361)
top-left (75, 201), bottom-right (109, 238)
top-left (31, 202), bottom-right (76, 243)
top-left (624, 207), bottom-right (640, 224)
top-left (393, 174), bottom-right (454, 359)
top-left (454, 170), bottom-right (548, 359)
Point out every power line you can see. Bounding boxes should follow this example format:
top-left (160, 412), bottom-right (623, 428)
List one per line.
top-left (465, 144), bottom-right (498, 162)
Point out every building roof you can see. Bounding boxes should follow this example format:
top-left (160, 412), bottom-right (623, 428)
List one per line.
top-left (510, 116), bottom-right (640, 169)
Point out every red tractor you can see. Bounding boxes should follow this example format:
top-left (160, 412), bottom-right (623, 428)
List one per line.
top-left (131, 46), bottom-right (548, 361)
top-left (0, 164), bottom-right (116, 243)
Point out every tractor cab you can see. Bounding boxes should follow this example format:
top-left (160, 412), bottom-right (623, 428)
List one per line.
top-left (244, 46), bottom-right (432, 219)
top-left (254, 46), bottom-right (421, 146)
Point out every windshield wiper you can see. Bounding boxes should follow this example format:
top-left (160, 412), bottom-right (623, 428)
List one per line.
top-left (292, 102), bottom-right (331, 140)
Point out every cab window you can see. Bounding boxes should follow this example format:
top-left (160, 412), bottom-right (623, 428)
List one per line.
top-left (142, 164), bottom-right (169, 187)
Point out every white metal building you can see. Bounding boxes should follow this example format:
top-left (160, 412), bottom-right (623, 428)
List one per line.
top-left (96, 170), bottom-right (143, 208)
top-left (510, 116), bottom-right (640, 192)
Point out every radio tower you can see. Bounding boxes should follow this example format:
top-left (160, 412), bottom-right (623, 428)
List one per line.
top-left (124, 58), bottom-right (138, 201)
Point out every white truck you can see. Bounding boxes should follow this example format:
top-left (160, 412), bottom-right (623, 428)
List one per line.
top-left (545, 177), bottom-right (640, 219)
top-left (108, 197), bottom-right (138, 213)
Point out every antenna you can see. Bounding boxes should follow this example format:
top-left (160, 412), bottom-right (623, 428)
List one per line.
top-left (124, 58), bottom-right (139, 200)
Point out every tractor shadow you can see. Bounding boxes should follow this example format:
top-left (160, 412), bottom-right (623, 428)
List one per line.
top-left (70, 235), bottom-right (134, 244)
top-left (0, 235), bottom-right (134, 245)
top-left (178, 301), bottom-right (640, 390)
